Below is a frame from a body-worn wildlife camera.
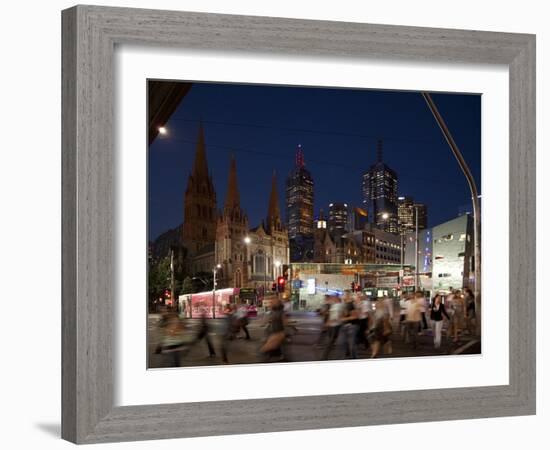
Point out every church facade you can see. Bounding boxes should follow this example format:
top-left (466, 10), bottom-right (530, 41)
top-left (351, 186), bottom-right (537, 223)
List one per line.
top-left (182, 125), bottom-right (289, 289)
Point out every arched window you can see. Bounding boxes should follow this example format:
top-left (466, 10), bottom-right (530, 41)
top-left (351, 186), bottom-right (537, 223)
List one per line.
top-left (254, 250), bottom-right (266, 274)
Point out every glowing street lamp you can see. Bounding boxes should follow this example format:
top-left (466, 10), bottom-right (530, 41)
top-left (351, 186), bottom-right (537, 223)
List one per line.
top-left (212, 263), bottom-right (222, 318)
top-left (158, 126), bottom-right (167, 136)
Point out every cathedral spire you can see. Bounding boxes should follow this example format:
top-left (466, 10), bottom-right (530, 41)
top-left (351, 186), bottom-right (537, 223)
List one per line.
top-left (266, 171), bottom-right (282, 233)
top-left (224, 154), bottom-right (240, 211)
top-left (192, 122), bottom-right (209, 179)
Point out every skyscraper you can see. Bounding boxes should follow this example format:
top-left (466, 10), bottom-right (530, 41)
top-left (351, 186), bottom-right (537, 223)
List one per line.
top-left (398, 196), bottom-right (428, 233)
top-left (362, 140), bottom-right (399, 234)
top-left (398, 196), bottom-right (415, 234)
top-left (182, 124), bottom-right (218, 254)
top-left (414, 203), bottom-right (428, 230)
top-left (286, 145), bottom-right (314, 261)
top-left (328, 202), bottom-right (349, 239)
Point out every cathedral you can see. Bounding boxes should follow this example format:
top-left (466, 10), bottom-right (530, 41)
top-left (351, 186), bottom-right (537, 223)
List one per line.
top-left (182, 124), bottom-right (217, 255)
top-left (182, 125), bottom-right (289, 289)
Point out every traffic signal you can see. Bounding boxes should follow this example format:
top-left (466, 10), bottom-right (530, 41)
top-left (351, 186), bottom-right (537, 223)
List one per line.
top-left (164, 288), bottom-right (171, 299)
top-left (271, 283), bottom-right (277, 292)
top-left (277, 276), bottom-right (286, 291)
top-left (351, 281), bottom-right (356, 291)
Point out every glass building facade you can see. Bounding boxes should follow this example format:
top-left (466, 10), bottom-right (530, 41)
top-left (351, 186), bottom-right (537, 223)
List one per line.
top-left (362, 140), bottom-right (399, 234)
top-left (328, 202), bottom-right (349, 238)
top-left (286, 145), bottom-right (314, 261)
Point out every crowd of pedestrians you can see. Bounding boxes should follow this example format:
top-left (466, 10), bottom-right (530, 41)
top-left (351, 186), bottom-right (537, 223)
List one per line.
top-left (153, 288), bottom-right (477, 367)
top-left (316, 287), bottom-right (476, 359)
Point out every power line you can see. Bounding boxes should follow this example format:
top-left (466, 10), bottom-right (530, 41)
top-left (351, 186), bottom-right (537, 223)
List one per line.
top-left (152, 136), bottom-right (476, 190)
top-left (167, 117), bottom-right (445, 147)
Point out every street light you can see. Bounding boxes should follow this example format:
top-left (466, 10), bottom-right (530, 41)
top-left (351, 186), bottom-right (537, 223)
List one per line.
top-left (158, 125), bottom-right (167, 136)
top-left (274, 260), bottom-right (282, 298)
top-left (422, 92), bottom-right (481, 336)
top-left (212, 263), bottom-right (222, 319)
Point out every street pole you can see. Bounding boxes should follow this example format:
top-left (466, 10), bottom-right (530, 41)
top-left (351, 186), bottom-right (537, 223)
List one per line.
top-left (212, 267), bottom-right (216, 319)
top-left (415, 205), bottom-right (419, 291)
top-left (400, 231), bottom-right (404, 293)
top-left (422, 92), bottom-right (481, 336)
top-left (170, 247), bottom-right (176, 312)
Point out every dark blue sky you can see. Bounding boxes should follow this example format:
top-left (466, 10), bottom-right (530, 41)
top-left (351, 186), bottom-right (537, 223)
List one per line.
top-left (148, 82), bottom-right (481, 241)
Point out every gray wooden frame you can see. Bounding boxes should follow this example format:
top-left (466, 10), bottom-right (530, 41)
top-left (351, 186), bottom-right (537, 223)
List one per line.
top-left (62, 5), bottom-right (536, 444)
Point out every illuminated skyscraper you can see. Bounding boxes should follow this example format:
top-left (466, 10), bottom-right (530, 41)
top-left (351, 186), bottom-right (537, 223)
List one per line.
top-left (398, 196), bottom-right (428, 233)
top-left (286, 145), bottom-right (314, 261)
top-left (362, 140), bottom-right (399, 234)
top-left (328, 202), bottom-right (349, 239)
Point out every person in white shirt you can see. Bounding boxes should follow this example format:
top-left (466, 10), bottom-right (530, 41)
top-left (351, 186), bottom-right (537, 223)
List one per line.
top-left (405, 292), bottom-right (423, 349)
top-left (321, 295), bottom-right (343, 359)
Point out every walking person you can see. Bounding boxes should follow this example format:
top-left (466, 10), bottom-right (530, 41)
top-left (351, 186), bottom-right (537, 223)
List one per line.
top-left (464, 287), bottom-right (476, 335)
top-left (341, 291), bottom-right (359, 359)
top-left (259, 297), bottom-right (287, 362)
top-left (405, 292), bottom-right (423, 349)
top-left (430, 294), bottom-right (450, 349)
top-left (155, 312), bottom-right (193, 367)
top-left (370, 297), bottom-right (393, 358)
top-left (399, 293), bottom-right (412, 339)
top-left (447, 290), bottom-right (465, 343)
top-left (220, 304), bottom-right (235, 364)
top-left (321, 295), bottom-right (343, 360)
top-left (417, 292), bottom-right (429, 333)
top-left (356, 294), bottom-right (370, 351)
top-left (195, 305), bottom-right (216, 357)
top-left (235, 302), bottom-right (251, 340)
top-left (316, 295), bottom-right (331, 346)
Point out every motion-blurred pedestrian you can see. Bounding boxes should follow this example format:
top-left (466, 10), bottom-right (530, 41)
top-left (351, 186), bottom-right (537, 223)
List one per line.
top-left (260, 297), bottom-right (287, 362)
top-left (235, 302), bottom-right (251, 340)
top-left (464, 287), bottom-right (476, 335)
top-left (430, 294), bottom-right (450, 349)
top-left (321, 295), bottom-right (343, 360)
top-left (195, 305), bottom-right (216, 357)
top-left (220, 304), bottom-right (235, 364)
top-left (405, 292), bottom-right (423, 349)
top-left (370, 297), bottom-right (393, 358)
top-left (341, 291), bottom-right (359, 359)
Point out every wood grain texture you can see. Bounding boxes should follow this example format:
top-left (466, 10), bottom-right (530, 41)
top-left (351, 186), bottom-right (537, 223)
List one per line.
top-left (61, 5), bottom-right (536, 444)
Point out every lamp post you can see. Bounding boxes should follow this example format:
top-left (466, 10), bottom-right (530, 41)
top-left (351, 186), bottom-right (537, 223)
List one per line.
top-left (414, 204), bottom-right (420, 291)
top-left (170, 247), bottom-right (176, 311)
top-left (422, 92), bottom-right (481, 336)
top-left (274, 260), bottom-right (281, 298)
top-left (243, 235), bottom-right (261, 299)
top-left (212, 263), bottom-right (221, 318)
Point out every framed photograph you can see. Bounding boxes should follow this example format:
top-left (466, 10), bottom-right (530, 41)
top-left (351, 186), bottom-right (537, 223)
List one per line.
top-left (62, 5), bottom-right (535, 444)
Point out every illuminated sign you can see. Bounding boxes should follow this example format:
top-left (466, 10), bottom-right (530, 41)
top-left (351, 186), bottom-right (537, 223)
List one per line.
top-left (306, 279), bottom-right (316, 294)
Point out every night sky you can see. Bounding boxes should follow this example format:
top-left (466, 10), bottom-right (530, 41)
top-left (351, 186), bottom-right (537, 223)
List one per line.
top-left (148, 82), bottom-right (481, 241)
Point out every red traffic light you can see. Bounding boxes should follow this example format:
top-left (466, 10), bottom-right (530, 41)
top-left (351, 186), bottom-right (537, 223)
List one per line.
top-left (277, 276), bottom-right (285, 285)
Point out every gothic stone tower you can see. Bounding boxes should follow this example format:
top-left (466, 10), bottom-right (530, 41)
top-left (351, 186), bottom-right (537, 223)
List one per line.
top-left (266, 172), bottom-right (289, 274)
top-left (216, 156), bottom-right (249, 288)
top-left (182, 124), bottom-right (218, 254)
